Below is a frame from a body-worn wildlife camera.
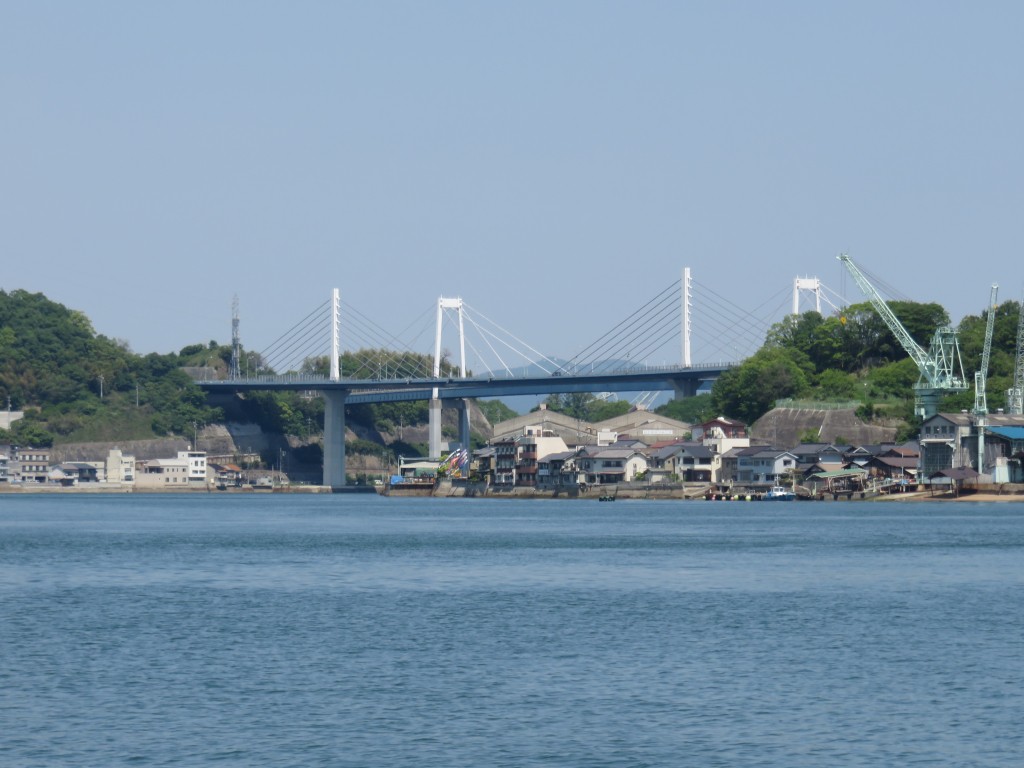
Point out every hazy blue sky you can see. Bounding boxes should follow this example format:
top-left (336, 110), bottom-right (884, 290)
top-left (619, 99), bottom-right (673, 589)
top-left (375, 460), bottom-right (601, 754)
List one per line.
top-left (3, 2), bottom-right (1022, 367)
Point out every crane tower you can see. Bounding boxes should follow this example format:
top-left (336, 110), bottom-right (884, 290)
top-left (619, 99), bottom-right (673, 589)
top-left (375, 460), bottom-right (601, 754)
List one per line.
top-left (1007, 298), bottom-right (1024, 415)
top-left (838, 254), bottom-right (968, 419)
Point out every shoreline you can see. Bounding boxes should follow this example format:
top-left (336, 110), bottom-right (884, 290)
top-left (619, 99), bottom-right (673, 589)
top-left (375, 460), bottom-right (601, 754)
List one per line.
top-left (2, 483), bottom-right (1022, 502)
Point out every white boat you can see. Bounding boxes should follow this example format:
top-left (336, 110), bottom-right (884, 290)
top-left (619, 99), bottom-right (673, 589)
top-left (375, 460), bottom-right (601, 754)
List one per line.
top-left (764, 485), bottom-right (796, 501)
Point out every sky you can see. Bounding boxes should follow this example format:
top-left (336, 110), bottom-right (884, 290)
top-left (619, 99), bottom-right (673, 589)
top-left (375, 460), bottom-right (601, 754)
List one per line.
top-left (3, 2), bottom-right (1023, 368)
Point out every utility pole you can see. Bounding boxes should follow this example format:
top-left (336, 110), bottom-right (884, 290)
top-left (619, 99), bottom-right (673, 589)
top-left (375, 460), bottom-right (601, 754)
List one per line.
top-left (98, 374), bottom-right (104, 400)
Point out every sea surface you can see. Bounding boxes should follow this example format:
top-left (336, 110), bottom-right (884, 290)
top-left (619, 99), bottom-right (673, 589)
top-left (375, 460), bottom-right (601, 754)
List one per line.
top-left (1, 494), bottom-right (1023, 767)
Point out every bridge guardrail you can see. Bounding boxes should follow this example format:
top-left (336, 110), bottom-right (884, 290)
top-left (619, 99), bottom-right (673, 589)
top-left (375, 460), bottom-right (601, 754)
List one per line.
top-left (199, 360), bottom-right (738, 387)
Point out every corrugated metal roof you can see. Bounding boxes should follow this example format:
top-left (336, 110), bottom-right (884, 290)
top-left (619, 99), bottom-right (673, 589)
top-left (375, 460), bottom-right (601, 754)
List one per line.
top-left (930, 467), bottom-right (979, 480)
top-left (987, 426), bottom-right (1024, 440)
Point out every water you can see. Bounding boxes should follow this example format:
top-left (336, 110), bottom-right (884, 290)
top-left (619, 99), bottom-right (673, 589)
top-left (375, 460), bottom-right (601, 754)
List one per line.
top-left (2, 495), bottom-right (1023, 767)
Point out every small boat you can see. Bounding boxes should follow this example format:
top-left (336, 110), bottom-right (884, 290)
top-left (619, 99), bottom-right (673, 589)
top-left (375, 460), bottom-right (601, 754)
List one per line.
top-left (763, 485), bottom-right (796, 501)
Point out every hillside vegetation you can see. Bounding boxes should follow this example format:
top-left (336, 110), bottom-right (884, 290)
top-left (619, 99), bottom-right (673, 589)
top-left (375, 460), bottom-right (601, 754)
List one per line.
top-left (0, 290), bottom-right (223, 446)
top-left (2, 288), bottom-right (1018, 450)
top-left (651, 298), bottom-right (1021, 441)
top-left (0, 290), bottom-right (482, 455)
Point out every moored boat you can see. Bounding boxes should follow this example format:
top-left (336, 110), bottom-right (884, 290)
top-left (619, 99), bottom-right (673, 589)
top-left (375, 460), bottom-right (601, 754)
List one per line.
top-left (763, 485), bottom-right (796, 501)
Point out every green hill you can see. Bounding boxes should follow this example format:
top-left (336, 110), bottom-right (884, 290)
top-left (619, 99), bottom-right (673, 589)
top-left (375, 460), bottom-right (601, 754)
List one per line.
top-left (0, 290), bottom-right (479, 460)
top-left (0, 289), bottom-right (224, 447)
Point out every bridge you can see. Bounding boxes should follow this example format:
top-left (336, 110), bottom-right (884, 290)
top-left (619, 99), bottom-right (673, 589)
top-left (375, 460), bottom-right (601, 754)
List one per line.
top-left (199, 270), bottom-right (843, 488)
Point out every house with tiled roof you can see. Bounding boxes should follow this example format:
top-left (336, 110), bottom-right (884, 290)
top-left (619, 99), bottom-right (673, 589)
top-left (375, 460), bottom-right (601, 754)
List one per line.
top-left (577, 447), bottom-right (648, 485)
top-left (537, 449), bottom-right (584, 489)
top-left (644, 441), bottom-right (714, 483)
top-left (862, 453), bottom-right (919, 482)
top-left (735, 447), bottom-right (799, 485)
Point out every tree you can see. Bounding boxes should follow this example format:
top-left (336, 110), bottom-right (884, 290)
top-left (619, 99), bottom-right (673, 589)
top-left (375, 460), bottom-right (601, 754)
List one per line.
top-left (655, 395), bottom-right (715, 424)
top-left (588, 399), bottom-right (631, 422)
top-left (766, 312), bottom-right (852, 372)
top-left (814, 369), bottom-right (859, 400)
top-left (539, 393), bottom-right (595, 420)
top-left (478, 399), bottom-right (518, 425)
top-left (710, 347), bottom-right (812, 423)
top-left (865, 359), bottom-right (918, 400)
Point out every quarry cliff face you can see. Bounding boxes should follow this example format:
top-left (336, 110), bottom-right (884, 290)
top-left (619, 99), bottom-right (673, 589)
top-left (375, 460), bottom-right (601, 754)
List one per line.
top-left (750, 406), bottom-right (898, 448)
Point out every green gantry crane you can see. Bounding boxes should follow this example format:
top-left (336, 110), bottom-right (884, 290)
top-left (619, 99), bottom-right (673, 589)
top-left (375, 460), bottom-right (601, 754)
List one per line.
top-left (838, 254), bottom-right (968, 420)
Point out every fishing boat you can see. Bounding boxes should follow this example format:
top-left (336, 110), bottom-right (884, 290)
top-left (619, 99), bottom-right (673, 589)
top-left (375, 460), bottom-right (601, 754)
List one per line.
top-left (763, 485), bottom-right (796, 501)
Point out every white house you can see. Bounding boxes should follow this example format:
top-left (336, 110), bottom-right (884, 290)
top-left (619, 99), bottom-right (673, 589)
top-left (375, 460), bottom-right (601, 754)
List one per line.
top-left (105, 449), bottom-right (136, 484)
top-left (135, 450), bottom-right (207, 489)
top-left (735, 448), bottom-right (798, 484)
top-left (577, 447), bottom-right (648, 485)
top-left (179, 450), bottom-right (208, 483)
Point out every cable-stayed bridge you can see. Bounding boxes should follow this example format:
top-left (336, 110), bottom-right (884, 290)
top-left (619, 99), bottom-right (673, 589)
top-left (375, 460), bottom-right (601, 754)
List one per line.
top-left (199, 270), bottom-right (846, 487)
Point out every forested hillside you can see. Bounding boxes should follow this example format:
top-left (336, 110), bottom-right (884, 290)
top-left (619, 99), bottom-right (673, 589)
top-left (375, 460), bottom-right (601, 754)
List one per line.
top-left (0, 290), bottom-right (477, 454)
top-left (0, 290), bottom-right (223, 446)
top-left (652, 298), bottom-right (1021, 439)
top-left (3, 288), bottom-right (1017, 449)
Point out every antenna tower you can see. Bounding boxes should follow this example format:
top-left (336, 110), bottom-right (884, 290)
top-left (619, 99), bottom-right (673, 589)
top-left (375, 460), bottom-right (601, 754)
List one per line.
top-left (230, 295), bottom-right (241, 379)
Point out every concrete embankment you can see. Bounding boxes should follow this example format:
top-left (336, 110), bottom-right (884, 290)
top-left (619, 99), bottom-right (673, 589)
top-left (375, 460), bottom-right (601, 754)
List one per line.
top-left (0, 483), bottom-right (344, 494)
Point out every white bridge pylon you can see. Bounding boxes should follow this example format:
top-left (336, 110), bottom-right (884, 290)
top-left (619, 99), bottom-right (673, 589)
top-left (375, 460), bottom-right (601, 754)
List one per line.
top-left (324, 287), bottom-right (345, 489)
top-left (793, 277), bottom-right (823, 315)
top-left (431, 297), bottom-right (471, 460)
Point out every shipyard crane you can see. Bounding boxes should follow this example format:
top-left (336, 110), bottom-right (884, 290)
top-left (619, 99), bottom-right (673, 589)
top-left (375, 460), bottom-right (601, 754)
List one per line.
top-left (974, 284), bottom-right (998, 416)
top-left (974, 284), bottom-right (998, 473)
top-left (837, 254), bottom-right (968, 419)
top-left (1007, 298), bottom-right (1024, 415)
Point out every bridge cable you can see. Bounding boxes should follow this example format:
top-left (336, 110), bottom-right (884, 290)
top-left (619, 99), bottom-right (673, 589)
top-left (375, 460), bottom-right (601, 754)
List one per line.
top-left (584, 289), bottom-right (681, 371)
top-left (567, 280), bottom-right (681, 370)
top-left (258, 301), bottom-right (330, 372)
top-left (569, 281), bottom-right (682, 371)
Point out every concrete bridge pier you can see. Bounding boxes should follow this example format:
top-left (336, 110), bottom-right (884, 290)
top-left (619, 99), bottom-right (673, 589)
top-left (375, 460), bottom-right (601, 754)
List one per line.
top-left (456, 398), bottom-right (471, 453)
top-left (429, 398), bottom-right (471, 459)
top-left (672, 377), bottom-right (700, 399)
top-left (429, 398), bottom-right (442, 458)
top-left (323, 390), bottom-right (347, 489)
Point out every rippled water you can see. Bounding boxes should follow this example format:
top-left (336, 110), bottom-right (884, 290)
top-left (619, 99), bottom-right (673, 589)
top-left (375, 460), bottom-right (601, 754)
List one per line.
top-left (2, 494), bottom-right (1023, 766)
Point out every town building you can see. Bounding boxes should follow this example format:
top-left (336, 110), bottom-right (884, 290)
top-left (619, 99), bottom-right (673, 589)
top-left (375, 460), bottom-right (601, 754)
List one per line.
top-left (536, 449), bottom-right (583, 489)
top-left (576, 446), bottom-right (648, 485)
top-left (135, 450), bottom-right (208, 489)
top-left (14, 447), bottom-right (50, 483)
top-left (49, 462), bottom-right (100, 486)
top-left (492, 425), bottom-right (570, 488)
top-left (209, 462), bottom-right (244, 488)
top-left (646, 441), bottom-right (714, 483)
top-left (981, 426), bottom-right (1024, 483)
top-left (105, 449), bottom-right (136, 484)
top-left (733, 447), bottom-right (798, 485)
top-left (590, 410), bottom-right (692, 445)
